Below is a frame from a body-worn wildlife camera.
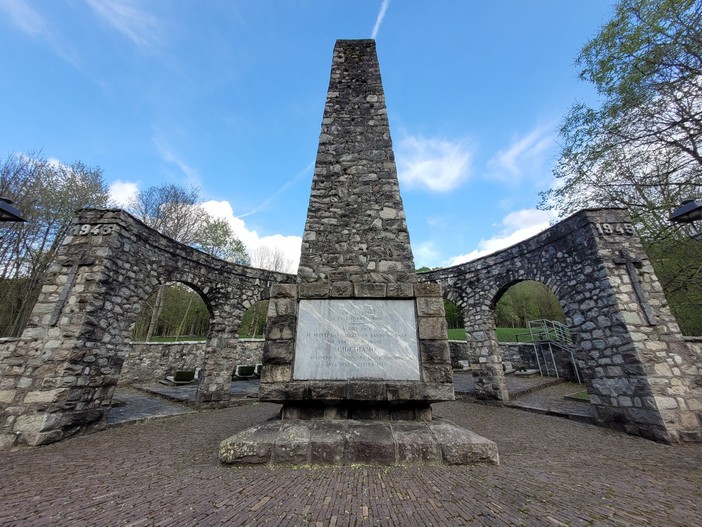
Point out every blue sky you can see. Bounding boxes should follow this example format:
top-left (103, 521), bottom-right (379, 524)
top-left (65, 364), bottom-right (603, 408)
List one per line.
top-left (0, 0), bottom-right (616, 270)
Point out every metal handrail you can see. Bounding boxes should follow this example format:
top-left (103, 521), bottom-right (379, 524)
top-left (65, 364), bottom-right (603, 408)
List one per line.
top-left (527, 319), bottom-right (573, 346)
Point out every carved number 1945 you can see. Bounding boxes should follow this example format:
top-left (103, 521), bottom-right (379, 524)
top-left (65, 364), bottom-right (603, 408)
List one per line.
top-left (595, 223), bottom-right (634, 236)
top-left (72, 224), bottom-right (117, 236)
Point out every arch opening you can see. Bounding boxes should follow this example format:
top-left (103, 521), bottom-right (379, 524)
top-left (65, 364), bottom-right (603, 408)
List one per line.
top-left (238, 300), bottom-right (269, 339)
top-left (493, 280), bottom-right (580, 383)
top-left (133, 282), bottom-right (211, 342)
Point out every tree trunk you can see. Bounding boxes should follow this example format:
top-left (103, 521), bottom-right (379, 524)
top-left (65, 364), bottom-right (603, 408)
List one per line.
top-left (146, 284), bottom-right (165, 341)
top-left (175, 295), bottom-right (193, 340)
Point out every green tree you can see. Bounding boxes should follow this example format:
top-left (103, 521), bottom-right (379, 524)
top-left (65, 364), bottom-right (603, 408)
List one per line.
top-left (127, 183), bottom-right (250, 340)
top-left (133, 283), bottom-right (210, 341)
top-left (0, 152), bottom-right (109, 336)
top-left (443, 299), bottom-right (463, 329)
top-left (495, 281), bottom-right (565, 328)
top-left (494, 292), bottom-right (519, 328)
top-left (539, 0), bottom-right (702, 334)
top-left (238, 300), bottom-right (269, 338)
top-left (250, 245), bottom-right (295, 273)
top-left (193, 215), bottom-right (249, 265)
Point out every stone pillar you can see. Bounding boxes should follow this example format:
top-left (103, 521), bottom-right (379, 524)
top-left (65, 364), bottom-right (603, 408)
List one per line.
top-left (1, 211), bottom-right (127, 447)
top-left (582, 210), bottom-right (702, 443)
top-left (221, 40), bottom-right (498, 466)
top-left (260, 39), bottom-right (455, 418)
top-left (463, 312), bottom-right (508, 402)
top-left (195, 324), bottom-right (237, 408)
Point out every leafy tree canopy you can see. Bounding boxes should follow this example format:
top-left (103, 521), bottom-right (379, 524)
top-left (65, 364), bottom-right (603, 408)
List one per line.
top-left (540, 0), bottom-right (702, 334)
top-left (127, 183), bottom-right (249, 265)
top-left (0, 151), bottom-right (110, 336)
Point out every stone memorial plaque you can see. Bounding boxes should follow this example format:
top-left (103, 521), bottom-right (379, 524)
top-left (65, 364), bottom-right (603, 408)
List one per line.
top-left (293, 299), bottom-right (420, 380)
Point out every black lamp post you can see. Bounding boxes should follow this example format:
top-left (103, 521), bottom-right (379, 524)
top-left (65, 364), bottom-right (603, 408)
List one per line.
top-left (670, 198), bottom-right (702, 242)
top-left (0, 197), bottom-right (26, 222)
top-left (669, 198), bottom-right (702, 224)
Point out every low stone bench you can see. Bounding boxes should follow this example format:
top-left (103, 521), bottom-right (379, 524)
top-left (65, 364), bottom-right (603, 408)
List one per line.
top-left (233, 364), bottom-right (262, 380)
top-left (159, 369), bottom-right (199, 385)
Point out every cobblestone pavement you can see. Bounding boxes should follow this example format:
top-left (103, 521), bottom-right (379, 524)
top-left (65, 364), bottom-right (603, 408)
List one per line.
top-left (131, 380), bottom-right (260, 404)
top-left (453, 372), bottom-right (592, 420)
top-left (2, 400), bottom-right (700, 526)
top-left (108, 388), bottom-right (193, 425)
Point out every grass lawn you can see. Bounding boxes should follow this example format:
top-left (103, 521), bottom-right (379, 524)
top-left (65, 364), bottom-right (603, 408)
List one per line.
top-left (568, 391), bottom-right (590, 401)
top-left (145, 336), bottom-right (207, 343)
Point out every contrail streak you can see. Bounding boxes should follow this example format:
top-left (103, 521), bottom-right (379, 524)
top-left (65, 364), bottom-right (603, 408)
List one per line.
top-left (371, 0), bottom-right (390, 39)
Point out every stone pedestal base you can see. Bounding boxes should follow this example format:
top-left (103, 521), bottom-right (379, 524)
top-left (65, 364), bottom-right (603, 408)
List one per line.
top-left (219, 419), bottom-right (499, 466)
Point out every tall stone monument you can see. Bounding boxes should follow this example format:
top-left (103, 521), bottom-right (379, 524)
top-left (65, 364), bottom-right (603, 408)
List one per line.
top-left (219, 40), bottom-right (498, 465)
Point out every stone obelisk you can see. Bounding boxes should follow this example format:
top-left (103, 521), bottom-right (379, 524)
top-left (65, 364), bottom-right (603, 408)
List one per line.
top-left (219, 40), bottom-right (498, 465)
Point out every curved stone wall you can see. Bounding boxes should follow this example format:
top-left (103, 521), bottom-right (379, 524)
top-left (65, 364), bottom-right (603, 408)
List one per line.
top-left (0, 208), bottom-right (294, 448)
top-left (420, 208), bottom-right (701, 443)
top-left (2, 206), bottom-right (700, 447)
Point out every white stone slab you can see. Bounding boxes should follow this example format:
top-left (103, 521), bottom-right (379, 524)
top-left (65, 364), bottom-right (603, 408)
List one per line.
top-left (293, 299), bottom-right (420, 380)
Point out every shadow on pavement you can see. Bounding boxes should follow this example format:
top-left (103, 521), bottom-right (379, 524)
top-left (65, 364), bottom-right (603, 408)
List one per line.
top-left (108, 375), bottom-right (592, 427)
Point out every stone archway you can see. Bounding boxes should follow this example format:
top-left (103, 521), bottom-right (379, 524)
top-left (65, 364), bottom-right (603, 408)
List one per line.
top-left (117, 281), bottom-right (213, 386)
top-left (132, 281), bottom-right (212, 342)
top-left (421, 207), bottom-right (702, 443)
top-left (491, 279), bottom-right (581, 381)
top-left (0, 208), bottom-right (294, 448)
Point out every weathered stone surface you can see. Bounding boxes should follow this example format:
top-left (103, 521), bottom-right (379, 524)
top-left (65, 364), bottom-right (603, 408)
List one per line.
top-left (330, 281), bottom-right (353, 298)
top-left (259, 40), bottom-right (456, 418)
top-left (298, 283), bottom-right (330, 299)
top-left (297, 40), bottom-right (415, 285)
top-left (416, 297), bottom-right (445, 317)
top-left (0, 208), bottom-right (295, 448)
top-left (418, 317), bottom-right (449, 341)
top-left (272, 423), bottom-right (310, 465)
top-left (219, 419), bottom-right (499, 466)
top-left (260, 364), bottom-right (292, 383)
top-left (394, 423), bottom-right (442, 464)
top-left (421, 207), bottom-right (702, 443)
top-left (420, 340), bottom-right (451, 364)
top-left (259, 381), bottom-right (454, 404)
top-left (430, 421), bottom-right (500, 465)
top-left (218, 423), bottom-right (276, 464)
top-left (354, 283), bottom-right (388, 298)
top-left (262, 340), bottom-right (294, 364)
top-left (293, 299), bottom-right (420, 381)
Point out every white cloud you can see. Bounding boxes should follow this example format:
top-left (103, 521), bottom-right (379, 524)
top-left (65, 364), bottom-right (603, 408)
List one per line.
top-left (397, 135), bottom-right (472, 192)
top-left (0, 0), bottom-right (82, 67)
top-left (46, 157), bottom-right (62, 169)
top-left (487, 124), bottom-right (555, 184)
top-left (448, 208), bottom-right (554, 265)
top-left (0, 0), bottom-right (47, 36)
top-left (152, 135), bottom-right (202, 187)
top-left (105, 184), bottom-right (301, 271)
top-left (371, 0), bottom-right (391, 39)
top-left (109, 180), bottom-right (139, 207)
top-left (201, 200), bottom-right (301, 272)
top-left (413, 240), bottom-right (440, 267)
top-left (85, 0), bottom-right (162, 48)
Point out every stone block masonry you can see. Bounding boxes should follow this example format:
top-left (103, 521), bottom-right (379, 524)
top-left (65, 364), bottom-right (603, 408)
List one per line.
top-left (421, 208), bottom-right (702, 443)
top-left (259, 40), bottom-right (456, 419)
top-left (221, 40), bottom-right (499, 466)
top-left (0, 208), bottom-right (293, 449)
top-left (117, 340), bottom-right (263, 385)
top-left (297, 39), bottom-right (415, 286)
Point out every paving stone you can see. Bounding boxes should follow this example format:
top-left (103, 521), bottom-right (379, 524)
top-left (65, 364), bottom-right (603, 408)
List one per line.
top-left (1, 400), bottom-right (700, 526)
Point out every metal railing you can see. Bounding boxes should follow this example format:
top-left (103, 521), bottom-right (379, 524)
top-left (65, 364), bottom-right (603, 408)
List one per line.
top-left (519, 319), bottom-right (581, 384)
top-left (527, 319), bottom-right (573, 346)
